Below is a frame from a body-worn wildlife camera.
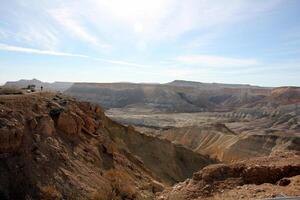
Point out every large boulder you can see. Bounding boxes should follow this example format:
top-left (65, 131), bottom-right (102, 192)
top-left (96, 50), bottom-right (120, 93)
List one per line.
top-left (35, 116), bottom-right (55, 136)
top-left (56, 111), bottom-right (83, 135)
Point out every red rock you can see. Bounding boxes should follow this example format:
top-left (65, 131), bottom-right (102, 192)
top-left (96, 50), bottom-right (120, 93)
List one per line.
top-left (57, 112), bottom-right (83, 135)
top-left (36, 116), bottom-right (55, 136)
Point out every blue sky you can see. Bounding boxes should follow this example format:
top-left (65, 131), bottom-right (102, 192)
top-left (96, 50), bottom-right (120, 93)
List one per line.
top-left (0, 0), bottom-right (300, 86)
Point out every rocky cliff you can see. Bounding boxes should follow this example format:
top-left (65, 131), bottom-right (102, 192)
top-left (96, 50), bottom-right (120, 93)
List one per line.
top-left (159, 124), bottom-right (300, 162)
top-left (0, 93), bottom-right (214, 200)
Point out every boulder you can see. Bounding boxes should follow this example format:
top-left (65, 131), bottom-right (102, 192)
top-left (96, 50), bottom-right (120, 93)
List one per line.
top-left (56, 112), bottom-right (83, 135)
top-left (36, 116), bottom-right (55, 136)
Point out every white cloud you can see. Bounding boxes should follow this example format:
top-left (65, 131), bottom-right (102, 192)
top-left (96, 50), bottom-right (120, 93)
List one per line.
top-left (0, 0), bottom-right (283, 52)
top-left (0, 43), bottom-right (150, 68)
top-left (48, 8), bottom-right (111, 49)
top-left (0, 43), bottom-right (88, 57)
top-left (45, 0), bottom-right (282, 47)
top-left (0, 29), bottom-right (9, 39)
top-left (18, 27), bottom-right (59, 50)
top-left (175, 55), bottom-right (259, 67)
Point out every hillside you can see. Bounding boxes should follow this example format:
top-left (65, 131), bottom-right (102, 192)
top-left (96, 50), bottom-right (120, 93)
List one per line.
top-left (0, 92), bottom-right (214, 200)
top-left (159, 125), bottom-right (300, 162)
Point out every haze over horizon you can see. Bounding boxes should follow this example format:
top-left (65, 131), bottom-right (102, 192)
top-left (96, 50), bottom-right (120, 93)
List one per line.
top-left (1, 0), bottom-right (300, 86)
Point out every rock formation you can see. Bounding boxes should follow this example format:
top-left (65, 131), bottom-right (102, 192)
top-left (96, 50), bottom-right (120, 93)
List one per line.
top-left (158, 151), bottom-right (300, 200)
top-left (0, 93), bottom-right (213, 199)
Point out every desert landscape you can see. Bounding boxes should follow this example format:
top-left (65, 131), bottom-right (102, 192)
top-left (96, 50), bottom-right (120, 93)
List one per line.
top-left (0, 79), bottom-right (299, 200)
top-left (1, 0), bottom-right (300, 199)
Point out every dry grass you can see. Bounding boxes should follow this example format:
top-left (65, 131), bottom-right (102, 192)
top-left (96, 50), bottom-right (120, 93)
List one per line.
top-left (92, 169), bottom-right (137, 200)
top-left (91, 188), bottom-right (112, 200)
top-left (106, 169), bottom-right (137, 199)
top-left (40, 185), bottom-right (62, 200)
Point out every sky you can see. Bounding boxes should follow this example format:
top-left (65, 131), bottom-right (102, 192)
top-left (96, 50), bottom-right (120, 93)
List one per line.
top-left (0, 0), bottom-right (300, 86)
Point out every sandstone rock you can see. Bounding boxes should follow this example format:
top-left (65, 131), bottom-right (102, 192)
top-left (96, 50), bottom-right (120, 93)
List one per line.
top-left (82, 115), bottom-right (96, 133)
top-left (158, 152), bottom-right (300, 200)
top-left (152, 180), bottom-right (164, 193)
top-left (36, 116), bottom-right (55, 136)
top-left (56, 111), bottom-right (83, 135)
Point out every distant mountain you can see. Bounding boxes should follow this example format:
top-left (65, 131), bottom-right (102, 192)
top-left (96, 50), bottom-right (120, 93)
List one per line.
top-left (167, 80), bottom-right (262, 89)
top-left (4, 79), bottom-right (73, 92)
top-left (64, 80), bottom-right (271, 112)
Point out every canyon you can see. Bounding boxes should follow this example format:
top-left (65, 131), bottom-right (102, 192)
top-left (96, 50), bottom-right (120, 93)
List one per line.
top-left (0, 79), bottom-right (299, 199)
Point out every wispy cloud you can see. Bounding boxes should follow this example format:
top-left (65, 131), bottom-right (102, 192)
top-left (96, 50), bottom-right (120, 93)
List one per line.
top-left (0, 43), bottom-right (149, 68)
top-left (0, 43), bottom-right (87, 57)
top-left (175, 54), bottom-right (259, 67)
top-left (0, 0), bottom-right (283, 52)
top-left (93, 58), bottom-right (150, 68)
top-left (43, 0), bottom-right (283, 49)
top-left (48, 8), bottom-right (111, 49)
top-left (18, 27), bottom-right (60, 51)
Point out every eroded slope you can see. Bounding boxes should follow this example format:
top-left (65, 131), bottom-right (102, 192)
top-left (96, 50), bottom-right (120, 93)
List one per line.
top-left (0, 93), bottom-right (214, 200)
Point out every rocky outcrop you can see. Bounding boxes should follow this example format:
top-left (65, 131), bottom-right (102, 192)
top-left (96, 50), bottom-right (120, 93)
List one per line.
top-left (56, 111), bottom-right (84, 135)
top-left (0, 93), bottom-right (214, 200)
top-left (158, 152), bottom-right (300, 200)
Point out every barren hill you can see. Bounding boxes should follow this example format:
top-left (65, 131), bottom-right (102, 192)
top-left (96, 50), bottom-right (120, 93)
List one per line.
top-left (159, 125), bottom-right (300, 162)
top-left (64, 81), bottom-right (270, 112)
top-left (0, 93), bottom-right (214, 200)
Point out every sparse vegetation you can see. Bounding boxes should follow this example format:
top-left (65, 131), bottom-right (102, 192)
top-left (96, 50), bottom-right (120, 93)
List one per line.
top-left (91, 187), bottom-right (112, 200)
top-left (92, 169), bottom-right (137, 200)
top-left (40, 185), bottom-right (62, 200)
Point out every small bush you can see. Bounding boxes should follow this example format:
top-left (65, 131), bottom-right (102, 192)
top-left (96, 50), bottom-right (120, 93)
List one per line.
top-left (91, 188), bottom-right (112, 200)
top-left (92, 169), bottom-right (137, 200)
top-left (105, 169), bottom-right (137, 199)
top-left (40, 185), bottom-right (62, 200)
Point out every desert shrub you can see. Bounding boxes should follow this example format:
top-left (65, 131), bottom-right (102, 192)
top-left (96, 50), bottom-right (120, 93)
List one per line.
top-left (40, 185), bottom-right (62, 200)
top-left (93, 169), bottom-right (137, 200)
top-left (91, 187), bottom-right (112, 200)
